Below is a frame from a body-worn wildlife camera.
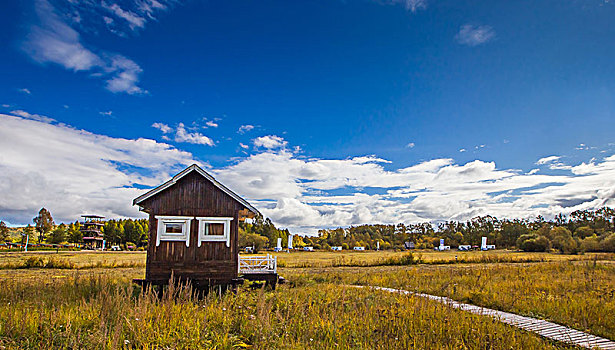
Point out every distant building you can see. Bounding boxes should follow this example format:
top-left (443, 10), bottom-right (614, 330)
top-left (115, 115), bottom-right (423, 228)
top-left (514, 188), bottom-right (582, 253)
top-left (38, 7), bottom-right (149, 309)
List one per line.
top-left (353, 246), bottom-right (365, 251)
top-left (81, 215), bottom-right (105, 250)
top-left (458, 245), bottom-right (472, 251)
top-left (331, 246), bottom-right (342, 251)
top-left (404, 241), bottom-right (415, 249)
top-left (303, 246), bottom-right (314, 251)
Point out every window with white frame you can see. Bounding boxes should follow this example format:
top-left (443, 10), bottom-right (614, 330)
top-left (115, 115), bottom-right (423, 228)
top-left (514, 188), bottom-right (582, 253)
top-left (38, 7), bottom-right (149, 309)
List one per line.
top-left (155, 216), bottom-right (192, 247)
top-left (197, 217), bottom-right (233, 247)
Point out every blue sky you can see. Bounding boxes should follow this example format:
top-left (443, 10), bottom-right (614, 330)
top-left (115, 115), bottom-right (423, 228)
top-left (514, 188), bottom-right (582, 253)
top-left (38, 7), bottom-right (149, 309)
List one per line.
top-left (1, 0), bottom-right (615, 233)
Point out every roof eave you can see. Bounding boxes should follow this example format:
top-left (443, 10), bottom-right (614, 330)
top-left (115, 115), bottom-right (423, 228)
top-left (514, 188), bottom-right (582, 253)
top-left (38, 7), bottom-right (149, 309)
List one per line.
top-left (132, 164), bottom-right (261, 216)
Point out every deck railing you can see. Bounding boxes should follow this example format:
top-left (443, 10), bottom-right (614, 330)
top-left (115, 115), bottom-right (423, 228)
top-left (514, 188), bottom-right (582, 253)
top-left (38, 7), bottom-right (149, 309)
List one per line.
top-left (239, 254), bottom-right (277, 274)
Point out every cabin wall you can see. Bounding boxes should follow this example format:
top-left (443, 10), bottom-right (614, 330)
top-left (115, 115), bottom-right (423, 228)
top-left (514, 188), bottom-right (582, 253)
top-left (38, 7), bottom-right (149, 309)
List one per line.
top-left (140, 172), bottom-right (244, 284)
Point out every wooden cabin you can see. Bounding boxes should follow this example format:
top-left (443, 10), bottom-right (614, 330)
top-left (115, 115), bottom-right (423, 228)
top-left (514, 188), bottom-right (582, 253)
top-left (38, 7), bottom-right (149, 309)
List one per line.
top-left (132, 164), bottom-right (261, 288)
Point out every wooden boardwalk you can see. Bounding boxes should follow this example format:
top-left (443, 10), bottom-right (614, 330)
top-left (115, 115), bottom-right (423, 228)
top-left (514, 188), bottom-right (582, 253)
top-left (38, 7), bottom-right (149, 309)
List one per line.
top-left (353, 285), bottom-right (615, 349)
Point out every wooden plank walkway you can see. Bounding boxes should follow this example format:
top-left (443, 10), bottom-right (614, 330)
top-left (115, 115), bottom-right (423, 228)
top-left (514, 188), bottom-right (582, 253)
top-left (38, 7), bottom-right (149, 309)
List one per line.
top-left (352, 285), bottom-right (615, 350)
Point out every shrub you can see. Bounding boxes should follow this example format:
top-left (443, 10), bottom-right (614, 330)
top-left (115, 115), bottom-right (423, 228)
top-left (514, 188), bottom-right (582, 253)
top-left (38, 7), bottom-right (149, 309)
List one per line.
top-left (23, 257), bottom-right (45, 268)
top-left (551, 227), bottom-right (578, 254)
top-left (574, 226), bottom-right (594, 239)
top-left (517, 233), bottom-right (550, 252)
top-left (603, 233), bottom-right (615, 252)
top-left (580, 235), bottom-right (601, 252)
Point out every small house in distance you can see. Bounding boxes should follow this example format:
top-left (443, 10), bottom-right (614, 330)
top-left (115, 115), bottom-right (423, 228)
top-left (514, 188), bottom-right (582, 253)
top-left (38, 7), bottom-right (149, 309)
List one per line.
top-left (133, 164), bottom-right (266, 289)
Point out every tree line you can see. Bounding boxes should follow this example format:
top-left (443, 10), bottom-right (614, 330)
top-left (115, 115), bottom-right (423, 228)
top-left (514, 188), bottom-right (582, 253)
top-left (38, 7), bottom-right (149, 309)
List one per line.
top-left (240, 207), bottom-right (615, 253)
top-left (0, 208), bottom-right (149, 247)
top-left (3, 207), bottom-right (615, 253)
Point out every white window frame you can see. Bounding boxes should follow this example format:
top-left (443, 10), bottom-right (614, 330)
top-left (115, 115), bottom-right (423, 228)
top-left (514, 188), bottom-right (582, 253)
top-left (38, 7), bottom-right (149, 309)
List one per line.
top-left (196, 217), bottom-right (233, 247)
top-left (155, 216), bottom-right (193, 247)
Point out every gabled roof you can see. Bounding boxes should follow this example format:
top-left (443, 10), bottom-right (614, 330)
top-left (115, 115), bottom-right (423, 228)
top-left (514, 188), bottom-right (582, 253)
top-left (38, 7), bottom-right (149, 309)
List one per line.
top-left (133, 164), bottom-right (260, 215)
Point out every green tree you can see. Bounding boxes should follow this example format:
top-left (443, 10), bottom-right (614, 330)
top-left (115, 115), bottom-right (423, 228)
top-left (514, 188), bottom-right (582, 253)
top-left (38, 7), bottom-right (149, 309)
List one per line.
top-left (551, 227), bottom-right (578, 254)
top-left (517, 233), bottom-right (550, 252)
top-left (33, 208), bottom-right (54, 243)
top-left (67, 222), bottom-right (83, 243)
top-left (0, 221), bottom-right (9, 242)
top-left (573, 226), bottom-right (594, 239)
top-left (47, 224), bottom-right (67, 244)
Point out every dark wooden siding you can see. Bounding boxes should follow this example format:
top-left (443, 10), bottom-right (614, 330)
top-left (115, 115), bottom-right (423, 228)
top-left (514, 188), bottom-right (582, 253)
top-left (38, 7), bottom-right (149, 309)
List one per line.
top-left (140, 171), bottom-right (245, 284)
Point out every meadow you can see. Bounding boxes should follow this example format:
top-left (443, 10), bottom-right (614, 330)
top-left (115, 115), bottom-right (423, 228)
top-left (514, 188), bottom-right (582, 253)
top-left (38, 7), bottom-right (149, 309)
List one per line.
top-left (0, 249), bottom-right (613, 349)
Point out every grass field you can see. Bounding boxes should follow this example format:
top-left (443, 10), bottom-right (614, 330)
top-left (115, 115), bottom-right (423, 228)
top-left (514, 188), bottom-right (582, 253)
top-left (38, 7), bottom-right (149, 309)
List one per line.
top-left (0, 249), bottom-right (613, 349)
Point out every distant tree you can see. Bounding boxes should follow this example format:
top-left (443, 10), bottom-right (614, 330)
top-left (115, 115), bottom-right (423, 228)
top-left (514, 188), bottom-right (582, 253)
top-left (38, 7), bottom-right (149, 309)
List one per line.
top-left (550, 227), bottom-right (578, 254)
top-left (573, 226), bottom-right (594, 239)
top-left (517, 233), bottom-right (550, 252)
top-left (23, 224), bottom-right (35, 245)
top-left (47, 223), bottom-right (67, 244)
top-left (67, 221), bottom-right (83, 243)
top-left (0, 221), bottom-right (9, 242)
top-left (33, 208), bottom-right (54, 243)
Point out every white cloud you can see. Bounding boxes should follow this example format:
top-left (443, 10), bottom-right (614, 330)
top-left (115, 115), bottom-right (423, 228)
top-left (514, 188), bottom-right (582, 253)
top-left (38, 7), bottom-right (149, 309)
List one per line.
top-left (205, 120), bottom-right (218, 128)
top-left (19, 88), bottom-right (32, 95)
top-left (536, 155), bottom-right (561, 165)
top-left (455, 24), bottom-right (495, 46)
top-left (152, 122), bottom-right (172, 133)
top-left (105, 55), bottom-right (147, 95)
top-left (10, 110), bottom-right (56, 123)
top-left (253, 135), bottom-right (287, 149)
top-left (239, 143), bottom-right (249, 149)
top-left (103, 3), bottom-right (146, 30)
top-left (22, 0), bottom-right (147, 95)
top-left (214, 143), bottom-right (615, 233)
top-left (382, 0), bottom-right (427, 12)
top-left (3, 111), bottom-right (615, 236)
top-left (99, 110), bottom-right (113, 117)
top-left (459, 148), bottom-right (466, 152)
top-left (238, 124), bottom-right (255, 134)
top-left (0, 113), bottom-right (195, 224)
top-left (174, 123), bottom-right (215, 146)
top-left (406, 142), bottom-right (415, 148)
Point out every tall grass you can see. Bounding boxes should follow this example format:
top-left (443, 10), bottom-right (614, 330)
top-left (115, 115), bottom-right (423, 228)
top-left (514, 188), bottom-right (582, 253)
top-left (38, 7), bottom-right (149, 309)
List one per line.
top-left (288, 260), bottom-right (615, 341)
top-left (0, 257), bottom-right (144, 270)
top-left (0, 274), bottom-right (560, 349)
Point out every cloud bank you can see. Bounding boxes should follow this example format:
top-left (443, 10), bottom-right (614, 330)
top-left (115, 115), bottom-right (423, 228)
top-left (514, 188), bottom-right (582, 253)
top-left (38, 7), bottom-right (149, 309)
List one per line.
top-left (1, 114), bottom-right (614, 235)
top-left (0, 113), bottom-right (194, 224)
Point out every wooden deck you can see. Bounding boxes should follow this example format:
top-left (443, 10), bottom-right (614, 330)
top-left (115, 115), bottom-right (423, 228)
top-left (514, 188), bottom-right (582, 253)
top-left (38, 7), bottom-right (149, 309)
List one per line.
top-left (354, 285), bottom-right (615, 350)
top-left (239, 255), bottom-right (283, 288)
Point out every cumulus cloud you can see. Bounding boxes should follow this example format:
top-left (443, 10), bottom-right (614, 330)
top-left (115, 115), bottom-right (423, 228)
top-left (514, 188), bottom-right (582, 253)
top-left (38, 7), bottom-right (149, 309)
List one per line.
top-left (455, 24), bottom-right (495, 46)
top-left (2, 111), bottom-right (615, 235)
top-left (0, 113), bottom-right (195, 224)
top-left (536, 155), bottom-right (560, 165)
top-left (238, 124), bottom-right (255, 134)
top-left (205, 120), bottom-right (218, 128)
top-left (406, 142), bottom-right (415, 148)
top-left (213, 145), bottom-right (615, 233)
top-left (19, 88), bottom-right (32, 95)
top-left (174, 123), bottom-right (215, 146)
top-left (10, 110), bottom-right (56, 123)
top-left (151, 121), bottom-right (215, 146)
top-left (253, 135), bottom-right (287, 149)
top-left (152, 122), bottom-right (172, 133)
top-left (21, 0), bottom-right (147, 94)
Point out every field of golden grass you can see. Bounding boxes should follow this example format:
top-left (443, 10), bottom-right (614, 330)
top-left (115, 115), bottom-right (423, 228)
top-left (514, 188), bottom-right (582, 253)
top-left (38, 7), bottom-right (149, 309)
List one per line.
top-left (0, 249), bottom-right (613, 349)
